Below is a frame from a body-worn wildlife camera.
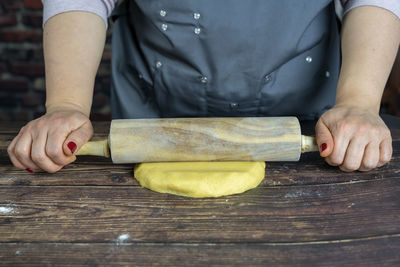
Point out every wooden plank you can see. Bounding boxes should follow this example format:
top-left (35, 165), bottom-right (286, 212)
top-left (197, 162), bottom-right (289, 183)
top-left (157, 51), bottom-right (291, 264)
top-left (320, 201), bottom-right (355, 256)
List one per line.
top-left (0, 163), bottom-right (136, 186)
top-left (264, 142), bottom-right (400, 186)
top-left (0, 178), bottom-right (399, 243)
top-left (0, 141), bottom-right (398, 186)
top-left (1, 236), bottom-right (400, 266)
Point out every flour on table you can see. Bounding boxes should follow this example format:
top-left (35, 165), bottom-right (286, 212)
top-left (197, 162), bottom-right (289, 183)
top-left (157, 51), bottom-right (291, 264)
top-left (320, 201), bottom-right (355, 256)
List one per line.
top-left (0, 204), bottom-right (16, 214)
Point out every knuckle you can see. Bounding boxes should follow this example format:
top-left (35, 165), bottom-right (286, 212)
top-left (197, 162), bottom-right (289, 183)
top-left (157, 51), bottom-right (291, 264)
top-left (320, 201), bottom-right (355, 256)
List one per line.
top-left (337, 121), bottom-right (351, 132)
top-left (84, 123), bottom-right (94, 137)
top-left (24, 121), bottom-right (34, 129)
top-left (356, 124), bottom-right (370, 137)
top-left (369, 127), bottom-right (380, 137)
top-left (23, 124), bottom-right (37, 134)
top-left (14, 147), bottom-right (29, 158)
top-left (319, 113), bottom-right (327, 121)
top-left (46, 147), bottom-right (60, 158)
top-left (34, 119), bottom-right (46, 128)
top-left (7, 145), bottom-right (13, 155)
top-left (32, 152), bottom-right (46, 163)
top-left (382, 129), bottom-right (392, 140)
top-left (47, 152), bottom-right (67, 165)
top-left (19, 125), bottom-right (27, 133)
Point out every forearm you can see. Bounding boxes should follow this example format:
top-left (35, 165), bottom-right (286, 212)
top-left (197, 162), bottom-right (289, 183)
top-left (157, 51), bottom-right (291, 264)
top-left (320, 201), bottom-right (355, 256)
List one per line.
top-left (336, 6), bottom-right (400, 113)
top-left (44, 11), bottom-right (106, 116)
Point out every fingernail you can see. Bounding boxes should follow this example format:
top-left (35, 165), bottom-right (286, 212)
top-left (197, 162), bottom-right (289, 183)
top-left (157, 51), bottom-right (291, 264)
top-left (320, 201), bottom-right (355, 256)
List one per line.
top-left (67, 141), bottom-right (77, 154)
top-left (62, 166), bottom-right (66, 169)
top-left (321, 143), bottom-right (327, 152)
top-left (25, 168), bottom-right (34, 173)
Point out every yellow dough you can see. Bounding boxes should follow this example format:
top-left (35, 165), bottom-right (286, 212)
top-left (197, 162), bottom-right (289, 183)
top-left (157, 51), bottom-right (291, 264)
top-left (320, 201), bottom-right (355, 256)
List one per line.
top-left (134, 161), bottom-right (266, 198)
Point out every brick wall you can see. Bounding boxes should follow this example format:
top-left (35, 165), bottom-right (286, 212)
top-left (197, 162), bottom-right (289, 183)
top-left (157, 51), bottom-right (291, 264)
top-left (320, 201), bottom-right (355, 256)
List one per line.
top-left (0, 0), bottom-right (112, 122)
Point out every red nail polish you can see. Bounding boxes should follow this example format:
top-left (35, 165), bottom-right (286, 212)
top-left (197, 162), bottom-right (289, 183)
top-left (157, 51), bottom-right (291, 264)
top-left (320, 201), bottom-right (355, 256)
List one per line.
top-left (62, 166), bottom-right (66, 169)
top-left (321, 143), bottom-right (327, 152)
top-left (67, 141), bottom-right (77, 154)
top-left (25, 168), bottom-right (34, 173)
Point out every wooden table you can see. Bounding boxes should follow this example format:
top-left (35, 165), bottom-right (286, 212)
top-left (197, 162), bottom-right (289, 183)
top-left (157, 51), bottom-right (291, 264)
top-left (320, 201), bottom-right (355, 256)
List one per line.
top-left (0, 117), bottom-right (399, 266)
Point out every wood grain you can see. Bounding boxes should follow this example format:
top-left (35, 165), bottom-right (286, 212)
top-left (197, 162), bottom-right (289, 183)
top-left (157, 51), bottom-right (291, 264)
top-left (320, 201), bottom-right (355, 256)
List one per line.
top-left (0, 140), bottom-right (398, 187)
top-left (108, 117), bottom-right (301, 162)
top-left (0, 177), bottom-right (399, 243)
top-left (1, 236), bottom-right (400, 266)
top-left (0, 116), bottom-right (399, 266)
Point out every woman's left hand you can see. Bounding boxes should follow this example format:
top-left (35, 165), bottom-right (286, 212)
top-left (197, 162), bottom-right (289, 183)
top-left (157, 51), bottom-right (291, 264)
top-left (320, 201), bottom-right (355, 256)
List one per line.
top-left (315, 105), bottom-right (392, 172)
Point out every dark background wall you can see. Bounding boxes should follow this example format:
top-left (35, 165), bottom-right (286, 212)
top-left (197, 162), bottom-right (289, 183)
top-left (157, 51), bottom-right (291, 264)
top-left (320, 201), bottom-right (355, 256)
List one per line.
top-left (0, 0), bottom-right (113, 122)
top-left (0, 0), bottom-right (399, 122)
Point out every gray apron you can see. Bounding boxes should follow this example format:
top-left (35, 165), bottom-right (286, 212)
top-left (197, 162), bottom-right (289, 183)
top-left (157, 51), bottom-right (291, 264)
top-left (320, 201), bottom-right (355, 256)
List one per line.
top-left (111, 0), bottom-right (340, 120)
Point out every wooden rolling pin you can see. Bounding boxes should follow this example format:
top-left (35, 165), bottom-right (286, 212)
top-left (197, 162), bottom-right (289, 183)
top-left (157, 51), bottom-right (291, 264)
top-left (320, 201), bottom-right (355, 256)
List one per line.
top-left (76, 117), bottom-right (319, 163)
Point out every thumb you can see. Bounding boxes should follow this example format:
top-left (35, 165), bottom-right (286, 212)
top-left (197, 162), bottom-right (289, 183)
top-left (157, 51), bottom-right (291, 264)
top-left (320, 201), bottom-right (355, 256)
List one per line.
top-left (315, 119), bottom-right (334, 157)
top-left (63, 122), bottom-right (93, 156)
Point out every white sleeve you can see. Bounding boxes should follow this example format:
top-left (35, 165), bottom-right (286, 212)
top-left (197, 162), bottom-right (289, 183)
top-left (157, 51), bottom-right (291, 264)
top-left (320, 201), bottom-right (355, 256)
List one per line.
top-left (42, 0), bottom-right (118, 29)
top-left (339, 0), bottom-right (400, 20)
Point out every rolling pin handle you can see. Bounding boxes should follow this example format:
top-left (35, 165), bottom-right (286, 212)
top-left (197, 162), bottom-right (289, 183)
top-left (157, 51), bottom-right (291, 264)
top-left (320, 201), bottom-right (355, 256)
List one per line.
top-left (76, 139), bottom-right (111, 158)
top-left (301, 135), bottom-right (319, 153)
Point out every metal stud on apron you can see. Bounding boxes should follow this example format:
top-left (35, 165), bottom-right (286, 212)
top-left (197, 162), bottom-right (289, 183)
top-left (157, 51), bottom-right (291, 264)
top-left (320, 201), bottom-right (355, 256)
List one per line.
top-left (110, 0), bottom-right (340, 120)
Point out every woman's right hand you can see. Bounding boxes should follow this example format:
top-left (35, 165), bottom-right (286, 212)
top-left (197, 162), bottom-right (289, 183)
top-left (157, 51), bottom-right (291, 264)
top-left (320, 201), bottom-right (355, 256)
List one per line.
top-left (7, 109), bottom-right (93, 173)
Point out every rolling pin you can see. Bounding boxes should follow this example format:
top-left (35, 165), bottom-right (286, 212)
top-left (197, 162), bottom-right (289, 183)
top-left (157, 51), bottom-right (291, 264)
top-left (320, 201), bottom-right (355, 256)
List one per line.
top-left (76, 117), bottom-right (319, 163)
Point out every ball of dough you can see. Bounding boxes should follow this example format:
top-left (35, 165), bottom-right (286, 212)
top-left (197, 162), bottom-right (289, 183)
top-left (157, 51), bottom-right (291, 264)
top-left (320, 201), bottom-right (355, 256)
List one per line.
top-left (134, 161), bottom-right (266, 198)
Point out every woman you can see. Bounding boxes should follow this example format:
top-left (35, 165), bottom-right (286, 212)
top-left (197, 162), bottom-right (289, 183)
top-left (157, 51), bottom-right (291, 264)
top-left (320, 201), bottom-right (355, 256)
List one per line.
top-left (7, 0), bottom-right (400, 173)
